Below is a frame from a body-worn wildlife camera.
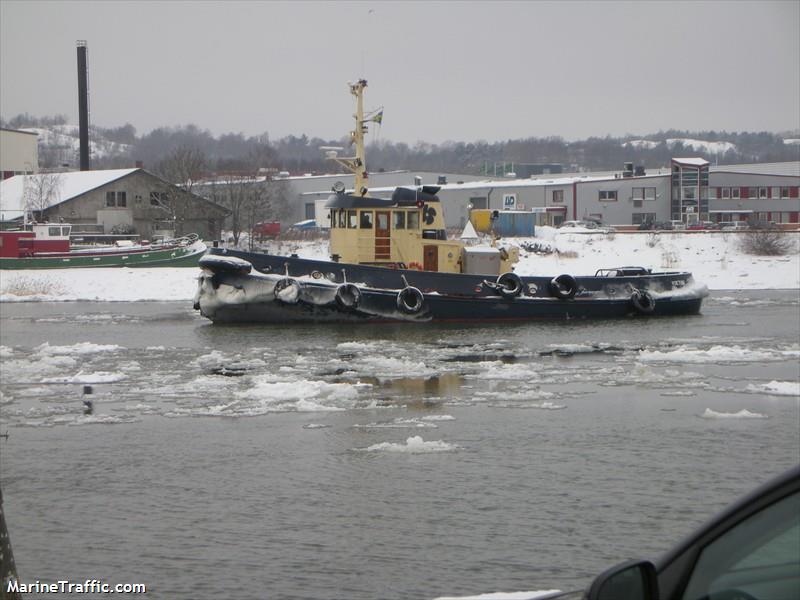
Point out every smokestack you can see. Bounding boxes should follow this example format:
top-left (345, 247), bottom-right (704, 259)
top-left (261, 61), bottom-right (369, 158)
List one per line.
top-left (76, 40), bottom-right (90, 171)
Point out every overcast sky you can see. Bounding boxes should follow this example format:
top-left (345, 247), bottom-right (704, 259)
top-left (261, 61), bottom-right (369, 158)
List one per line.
top-left (2, 0), bottom-right (798, 144)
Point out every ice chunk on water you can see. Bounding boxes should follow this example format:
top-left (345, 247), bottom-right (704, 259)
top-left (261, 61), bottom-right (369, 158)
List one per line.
top-left (701, 408), bottom-right (768, 419)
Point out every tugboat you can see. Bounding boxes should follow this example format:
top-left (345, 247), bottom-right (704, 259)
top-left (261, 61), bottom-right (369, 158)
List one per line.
top-left (195, 80), bottom-right (707, 324)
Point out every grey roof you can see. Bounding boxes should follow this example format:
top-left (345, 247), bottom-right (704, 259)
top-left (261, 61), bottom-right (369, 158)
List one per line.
top-left (710, 161), bottom-right (800, 177)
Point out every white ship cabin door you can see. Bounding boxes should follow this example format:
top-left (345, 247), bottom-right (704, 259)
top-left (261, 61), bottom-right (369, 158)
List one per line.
top-left (375, 211), bottom-right (390, 260)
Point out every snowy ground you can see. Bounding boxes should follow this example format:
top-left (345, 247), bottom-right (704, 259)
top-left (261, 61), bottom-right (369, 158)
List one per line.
top-left (1, 229), bottom-right (798, 302)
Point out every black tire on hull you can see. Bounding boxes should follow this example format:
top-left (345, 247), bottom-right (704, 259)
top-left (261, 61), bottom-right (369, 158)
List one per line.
top-left (550, 274), bottom-right (577, 300)
top-left (274, 278), bottom-right (302, 304)
top-left (631, 289), bottom-right (656, 314)
top-left (497, 272), bottom-right (523, 298)
top-left (336, 283), bottom-right (362, 310)
top-left (397, 286), bottom-right (425, 314)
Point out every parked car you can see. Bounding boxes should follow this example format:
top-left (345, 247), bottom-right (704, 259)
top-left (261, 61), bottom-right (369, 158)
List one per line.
top-left (720, 221), bottom-right (749, 231)
top-left (670, 220), bottom-right (687, 230)
top-left (535, 464), bottom-right (800, 599)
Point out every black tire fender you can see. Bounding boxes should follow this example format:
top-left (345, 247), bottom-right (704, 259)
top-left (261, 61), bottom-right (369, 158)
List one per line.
top-left (273, 278), bottom-right (301, 304)
top-left (397, 286), bottom-right (425, 314)
top-left (335, 283), bottom-right (361, 310)
top-left (550, 274), bottom-right (577, 300)
top-left (631, 289), bottom-right (656, 314)
top-left (496, 272), bottom-right (523, 298)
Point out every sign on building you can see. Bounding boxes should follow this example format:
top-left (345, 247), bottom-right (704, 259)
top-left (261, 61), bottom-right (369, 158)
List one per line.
top-left (503, 193), bottom-right (517, 210)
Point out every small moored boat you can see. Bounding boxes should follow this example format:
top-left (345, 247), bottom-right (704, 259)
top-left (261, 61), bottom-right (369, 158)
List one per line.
top-left (0, 223), bottom-right (206, 269)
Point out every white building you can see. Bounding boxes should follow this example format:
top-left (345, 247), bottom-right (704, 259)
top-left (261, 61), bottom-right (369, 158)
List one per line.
top-left (0, 128), bottom-right (39, 178)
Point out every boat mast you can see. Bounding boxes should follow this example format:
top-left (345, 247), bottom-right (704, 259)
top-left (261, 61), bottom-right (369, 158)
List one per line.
top-left (331, 79), bottom-right (373, 196)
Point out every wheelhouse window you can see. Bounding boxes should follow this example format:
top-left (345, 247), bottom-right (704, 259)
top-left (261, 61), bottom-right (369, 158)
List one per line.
top-left (49, 226), bottom-right (61, 236)
top-left (376, 212), bottom-right (389, 230)
top-left (360, 211), bottom-right (373, 229)
top-left (599, 190), bottom-right (617, 202)
top-left (407, 211), bottom-right (420, 230)
top-left (338, 209), bottom-right (347, 228)
top-left (347, 210), bottom-right (357, 228)
top-left (393, 211), bottom-right (406, 229)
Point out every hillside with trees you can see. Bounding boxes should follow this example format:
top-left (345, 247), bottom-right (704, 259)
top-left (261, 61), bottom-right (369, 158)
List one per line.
top-left (2, 113), bottom-right (798, 180)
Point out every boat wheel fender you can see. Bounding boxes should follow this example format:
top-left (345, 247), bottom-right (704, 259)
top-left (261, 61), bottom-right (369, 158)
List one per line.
top-left (496, 272), bottom-right (523, 298)
top-left (631, 289), bottom-right (656, 314)
top-left (274, 277), bottom-right (302, 304)
top-left (550, 274), bottom-right (577, 300)
top-left (335, 283), bottom-right (362, 310)
top-left (397, 286), bottom-right (425, 314)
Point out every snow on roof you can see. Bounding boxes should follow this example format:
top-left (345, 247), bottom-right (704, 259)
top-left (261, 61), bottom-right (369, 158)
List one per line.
top-left (0, 168), bottom-right (139, 219)
top-left (672, 157), bottom-right (710, 167)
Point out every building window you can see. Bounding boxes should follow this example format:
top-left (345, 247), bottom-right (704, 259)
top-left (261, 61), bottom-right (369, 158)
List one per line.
top-left (731, 188), bottom-right (741, 200)
top-left (708, 188), bottom-right (717, 200)
top-left (106, 191), bottom-right (116, 207)
top-left (781, 187), bottom-right (790, 199)
top-left (305, 203), bottom-right (315, 220)
top-left (150, 191), bottom-right (164, 206)
top-left (721, 187), bottom-right (731, 199)
top-left (116, 191), bottom-right (127, 207)
top-left (393, 211), bottom-right (406, 230)
top-left (759, 187), bottom-right (768, 199)
top-left (748, 187), bottom-right (759, 199)
top-left (632, 187), bottom-right (657, 200)
top-left (599, 190), bottom-right (617, 202)
top-left (552, 190), bottom-right (564, 203)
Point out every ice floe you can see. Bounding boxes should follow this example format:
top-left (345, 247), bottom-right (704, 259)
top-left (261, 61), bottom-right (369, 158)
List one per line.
top-left (355, 435), bottom-right (460, 453)
top-left (701, 408), bottom-right (768, 419)
top-left (745, 380), bottom-right (800, 397)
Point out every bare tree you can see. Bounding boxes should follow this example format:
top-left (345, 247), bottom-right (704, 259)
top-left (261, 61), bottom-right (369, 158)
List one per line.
top-left (22, 172), bottom-right (63, 221)
top-left (153, 144), bottom-right (208, 193)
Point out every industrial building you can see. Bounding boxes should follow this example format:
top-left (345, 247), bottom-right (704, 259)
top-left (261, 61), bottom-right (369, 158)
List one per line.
top-left (323, 159), bottom-right (800, 230)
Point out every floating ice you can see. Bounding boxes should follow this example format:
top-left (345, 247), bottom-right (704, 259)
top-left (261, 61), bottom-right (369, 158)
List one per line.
top-left (639, 345), bottom-right (787, 364)
top-left (701, 408), bottom-right (768, 419)
top-left (356, 435), bottom-right (460, 453)
top-left (433, 590), bottom-right (562, 600)
top-left (43, 371), bottom-right (127, 384)
top-left (746, 380), bottom-right (800, 397)
top-left (35, 341), bottom-right (124, 356)
top-left (0, 346), bottom-right (13, 358)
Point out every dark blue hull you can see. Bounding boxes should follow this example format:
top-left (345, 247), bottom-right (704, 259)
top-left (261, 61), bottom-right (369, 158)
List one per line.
top-left (195, 256), bottom-right (708, 325)
top-left (204, 247), bottom-right (696, 299)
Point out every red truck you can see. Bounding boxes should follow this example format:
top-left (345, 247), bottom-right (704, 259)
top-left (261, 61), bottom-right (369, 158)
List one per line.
top-left (252, 221), bottom-right (281, 239)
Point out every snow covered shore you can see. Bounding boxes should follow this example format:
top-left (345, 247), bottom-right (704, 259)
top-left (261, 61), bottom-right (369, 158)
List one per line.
top-left (1, 229), bottom-right (798, 302)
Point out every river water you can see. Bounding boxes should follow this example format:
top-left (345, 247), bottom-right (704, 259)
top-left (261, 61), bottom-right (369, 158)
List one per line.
top-left (1, 290), bottom-right (799, 599)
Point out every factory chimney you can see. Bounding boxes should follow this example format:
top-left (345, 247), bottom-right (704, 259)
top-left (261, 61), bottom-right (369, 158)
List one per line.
top-left (76, 40), bottom-right (90, 171)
